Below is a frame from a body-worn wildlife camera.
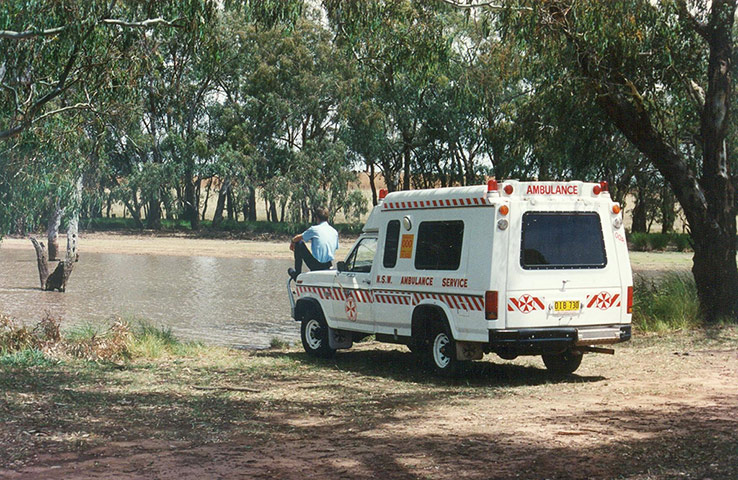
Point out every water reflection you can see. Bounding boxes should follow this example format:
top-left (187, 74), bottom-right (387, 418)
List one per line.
top-left (0, 247), bottom-right (296, 348)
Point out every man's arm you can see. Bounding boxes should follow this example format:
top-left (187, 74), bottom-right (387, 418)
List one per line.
top-left (289, 233), bottom-right (303, 252)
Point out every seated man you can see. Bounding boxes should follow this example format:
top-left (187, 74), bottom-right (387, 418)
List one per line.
top-left (288, 206), bottom-right (339, 280)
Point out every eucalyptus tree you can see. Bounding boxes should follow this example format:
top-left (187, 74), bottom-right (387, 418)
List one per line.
top-left (326, 0), bottom-right (454, 196)
top-left (451, 0), bottom-right (738, 320)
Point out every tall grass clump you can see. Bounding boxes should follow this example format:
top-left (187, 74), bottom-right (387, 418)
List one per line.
top-left (633, 273), bottom-right (701, 332)
top-left (127, 321), bottom-right (203, 358)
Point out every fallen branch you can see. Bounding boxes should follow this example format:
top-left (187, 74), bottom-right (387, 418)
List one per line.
top-left (193, 385), bottom-right (261, 393)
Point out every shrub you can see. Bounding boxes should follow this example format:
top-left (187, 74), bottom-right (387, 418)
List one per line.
top-left (629, 232), bottom-right (651, 251)
top-left (633, 273), bottom-right (701, 332)
top-left (269, 337), bottom-right (291, 350)
top-left (671, 233), bottom-right (692, 252)
top-left (650, 233), bottom-right (671, 251)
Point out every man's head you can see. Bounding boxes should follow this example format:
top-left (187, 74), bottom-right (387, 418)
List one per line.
top-left (315, 206), bottom-right (330, 223)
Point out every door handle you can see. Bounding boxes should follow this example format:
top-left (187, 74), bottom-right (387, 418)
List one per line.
top-left (360, 279), bottom-right (371, 285)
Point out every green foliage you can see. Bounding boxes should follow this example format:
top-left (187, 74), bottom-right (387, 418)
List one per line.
top-left (650, 233), bottom-right (672, 251)
top-left (0, 349), bottom-right (56, 368)
top-left (628, 232), bottom-right (694, 252)
top-left (671, 233), bottom-right (692, 252)
top-left (629, 232), bottom-right (651, 251)
top-left (633, 273), bottom-right (701, 332)
top-left (269, 337), bottom-right (291, 350)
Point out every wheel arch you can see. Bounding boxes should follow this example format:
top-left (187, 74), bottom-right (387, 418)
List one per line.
top-left (412, 303), bottom-right (453, 341)
top-left (294, 297), bottom-right (325, 322)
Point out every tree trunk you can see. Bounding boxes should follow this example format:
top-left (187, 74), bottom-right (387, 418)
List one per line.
top-left (201, 178), bottom-right (212, 221)
top-left (631, 199), bottom-right (648, 233)
top-left (247, 186), bottom-right (257, 221)
top-left (212, 178), bottom-right (231, 228)
top-left (147, 197), bottom-right (162, 230)
top-left (183, 164), bottom-right (200, 230)
top-left (30, 236), bottom-right (76, 292)
top-left (567, 0), bottom-right (738, 321)
top-left (368, 162), bottom-right (377, 206)
top-left (47, 202), bottom-right (62, 261)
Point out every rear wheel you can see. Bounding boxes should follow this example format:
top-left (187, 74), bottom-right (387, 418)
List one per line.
top-left (542, 349), bottom-right (583, 374)
top-left (300, 312), bottom-right (335, 358)
top-left (427, 323), bottom-right (464, 377)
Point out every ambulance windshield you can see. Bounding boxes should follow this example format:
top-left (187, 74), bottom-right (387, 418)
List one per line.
top-left (521, 212), bottom-right (606, 269)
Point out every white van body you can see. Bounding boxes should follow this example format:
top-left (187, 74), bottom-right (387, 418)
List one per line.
top-left (289, 180), bottom-right (632, 375)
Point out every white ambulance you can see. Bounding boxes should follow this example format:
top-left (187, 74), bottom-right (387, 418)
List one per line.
top-left (288, 179), bottom-right (632, 376)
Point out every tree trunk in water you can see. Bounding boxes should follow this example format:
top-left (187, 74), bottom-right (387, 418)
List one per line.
top-left (30, 236), bottom-right (76, 292)
top-left (47, 203), bottom-right (62, 261)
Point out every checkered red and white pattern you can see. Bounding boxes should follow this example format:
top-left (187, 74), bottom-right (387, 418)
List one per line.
top-left (296, 285), bottom-right (484, 311)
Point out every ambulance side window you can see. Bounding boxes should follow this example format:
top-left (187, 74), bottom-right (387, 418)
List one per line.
top-left (383, 220), bottom-right (401, 268)
top-left (345, 237), bottom-right (377, 273)
top-left (415, 221), bottom-right (464, 270)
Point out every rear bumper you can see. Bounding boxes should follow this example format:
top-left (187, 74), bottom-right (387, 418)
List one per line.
top-left (488, 325), bottom-right (630, 356)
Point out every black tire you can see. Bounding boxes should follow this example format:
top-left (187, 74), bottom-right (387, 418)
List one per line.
top-left (542, 349), bottom-right (583, 374)
top-left (407, 339), bottom-right (429, 356)
top-left (426, 322), bottom-right (464, 377)
top-left (300, 311), bottom-right (335, 358)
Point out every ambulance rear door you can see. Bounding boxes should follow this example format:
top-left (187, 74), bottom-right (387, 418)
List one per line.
top-left (505, 206), bottom-right (626, 329)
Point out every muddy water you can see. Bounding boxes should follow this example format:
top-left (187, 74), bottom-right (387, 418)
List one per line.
top-left (0, 248), bottom-right (297, 348)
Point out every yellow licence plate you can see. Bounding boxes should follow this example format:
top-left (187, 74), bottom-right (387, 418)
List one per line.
top-left (554, 300), bottom-right (580, 312)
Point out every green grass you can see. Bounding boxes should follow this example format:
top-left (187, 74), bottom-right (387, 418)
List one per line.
top-left (128, 322), bottom-right (204, 358)
top-left (633, 273), bottom-right (701, 332)
top-left (0, 349), bottom-right (57, 367)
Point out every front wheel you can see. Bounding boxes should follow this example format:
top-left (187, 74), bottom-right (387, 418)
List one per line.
top-left (542, 349), bottom-right (583, 374)
top-left (427, 323), bottom-right (464, 377)
top-left (301, 314), bottom-right (335, 358)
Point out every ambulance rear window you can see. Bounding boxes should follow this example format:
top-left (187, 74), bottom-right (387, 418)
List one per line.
top-left (415, 221), bottom-right (464, 270)
top-left (521, 212), bottom-right (606, 269)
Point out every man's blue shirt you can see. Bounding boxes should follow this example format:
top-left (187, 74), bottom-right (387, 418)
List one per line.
top-left (302, 221), bottom-right (339, 263)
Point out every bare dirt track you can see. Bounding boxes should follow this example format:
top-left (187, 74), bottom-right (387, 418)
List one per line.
top-left (1, 329), bottom-right (736, 480)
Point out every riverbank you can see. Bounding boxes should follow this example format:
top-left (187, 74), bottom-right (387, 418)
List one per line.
top-left (0, 326), bottom-right (736, 479)
top-left (1, 232), bottom-right (692, 271)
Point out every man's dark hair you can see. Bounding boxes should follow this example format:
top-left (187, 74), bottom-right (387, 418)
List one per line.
top-left (315, 206), bottom-right (330, 223)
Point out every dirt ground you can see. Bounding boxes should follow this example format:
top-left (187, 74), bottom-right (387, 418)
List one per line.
top-left (1, 329), bottom-right (736, 480)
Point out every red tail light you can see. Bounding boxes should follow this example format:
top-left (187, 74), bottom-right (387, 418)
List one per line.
top-left (485, 291), bottom-right (498, 320)
top-left (627, 286), bottom-right (633, 314)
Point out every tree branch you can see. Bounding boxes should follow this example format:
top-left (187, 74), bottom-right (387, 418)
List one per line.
top-left (102, 17), bottom-right (184, 29)
top-left (0, 16), bottom-right (183, 41)
top-left (0, 26), bottom-right (66, 40)
top-left (676, 0), bottom-right (710, 42)
top-left (440, 0), bottom-right (531, 10)
top-left (32, 103), bottom-right (94, 124)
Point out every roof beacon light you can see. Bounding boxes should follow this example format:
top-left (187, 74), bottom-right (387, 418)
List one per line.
top-left (378, 188), bottom-right (388, 201)
top-left (600, 181), bottom-right (609, 192)
top-left (503, 184), bottom-right (513, 195)
top-left (487, 178), bottom-right (498, 192)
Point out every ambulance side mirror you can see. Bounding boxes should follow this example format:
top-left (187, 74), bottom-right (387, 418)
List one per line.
top-left (337, 261), bottom-right (347, 272)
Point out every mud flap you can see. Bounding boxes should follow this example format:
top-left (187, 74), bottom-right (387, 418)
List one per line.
top-left (456, 341), bottom-right (483, 361)
top-left (328, 328), bottom-right (353, 350)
